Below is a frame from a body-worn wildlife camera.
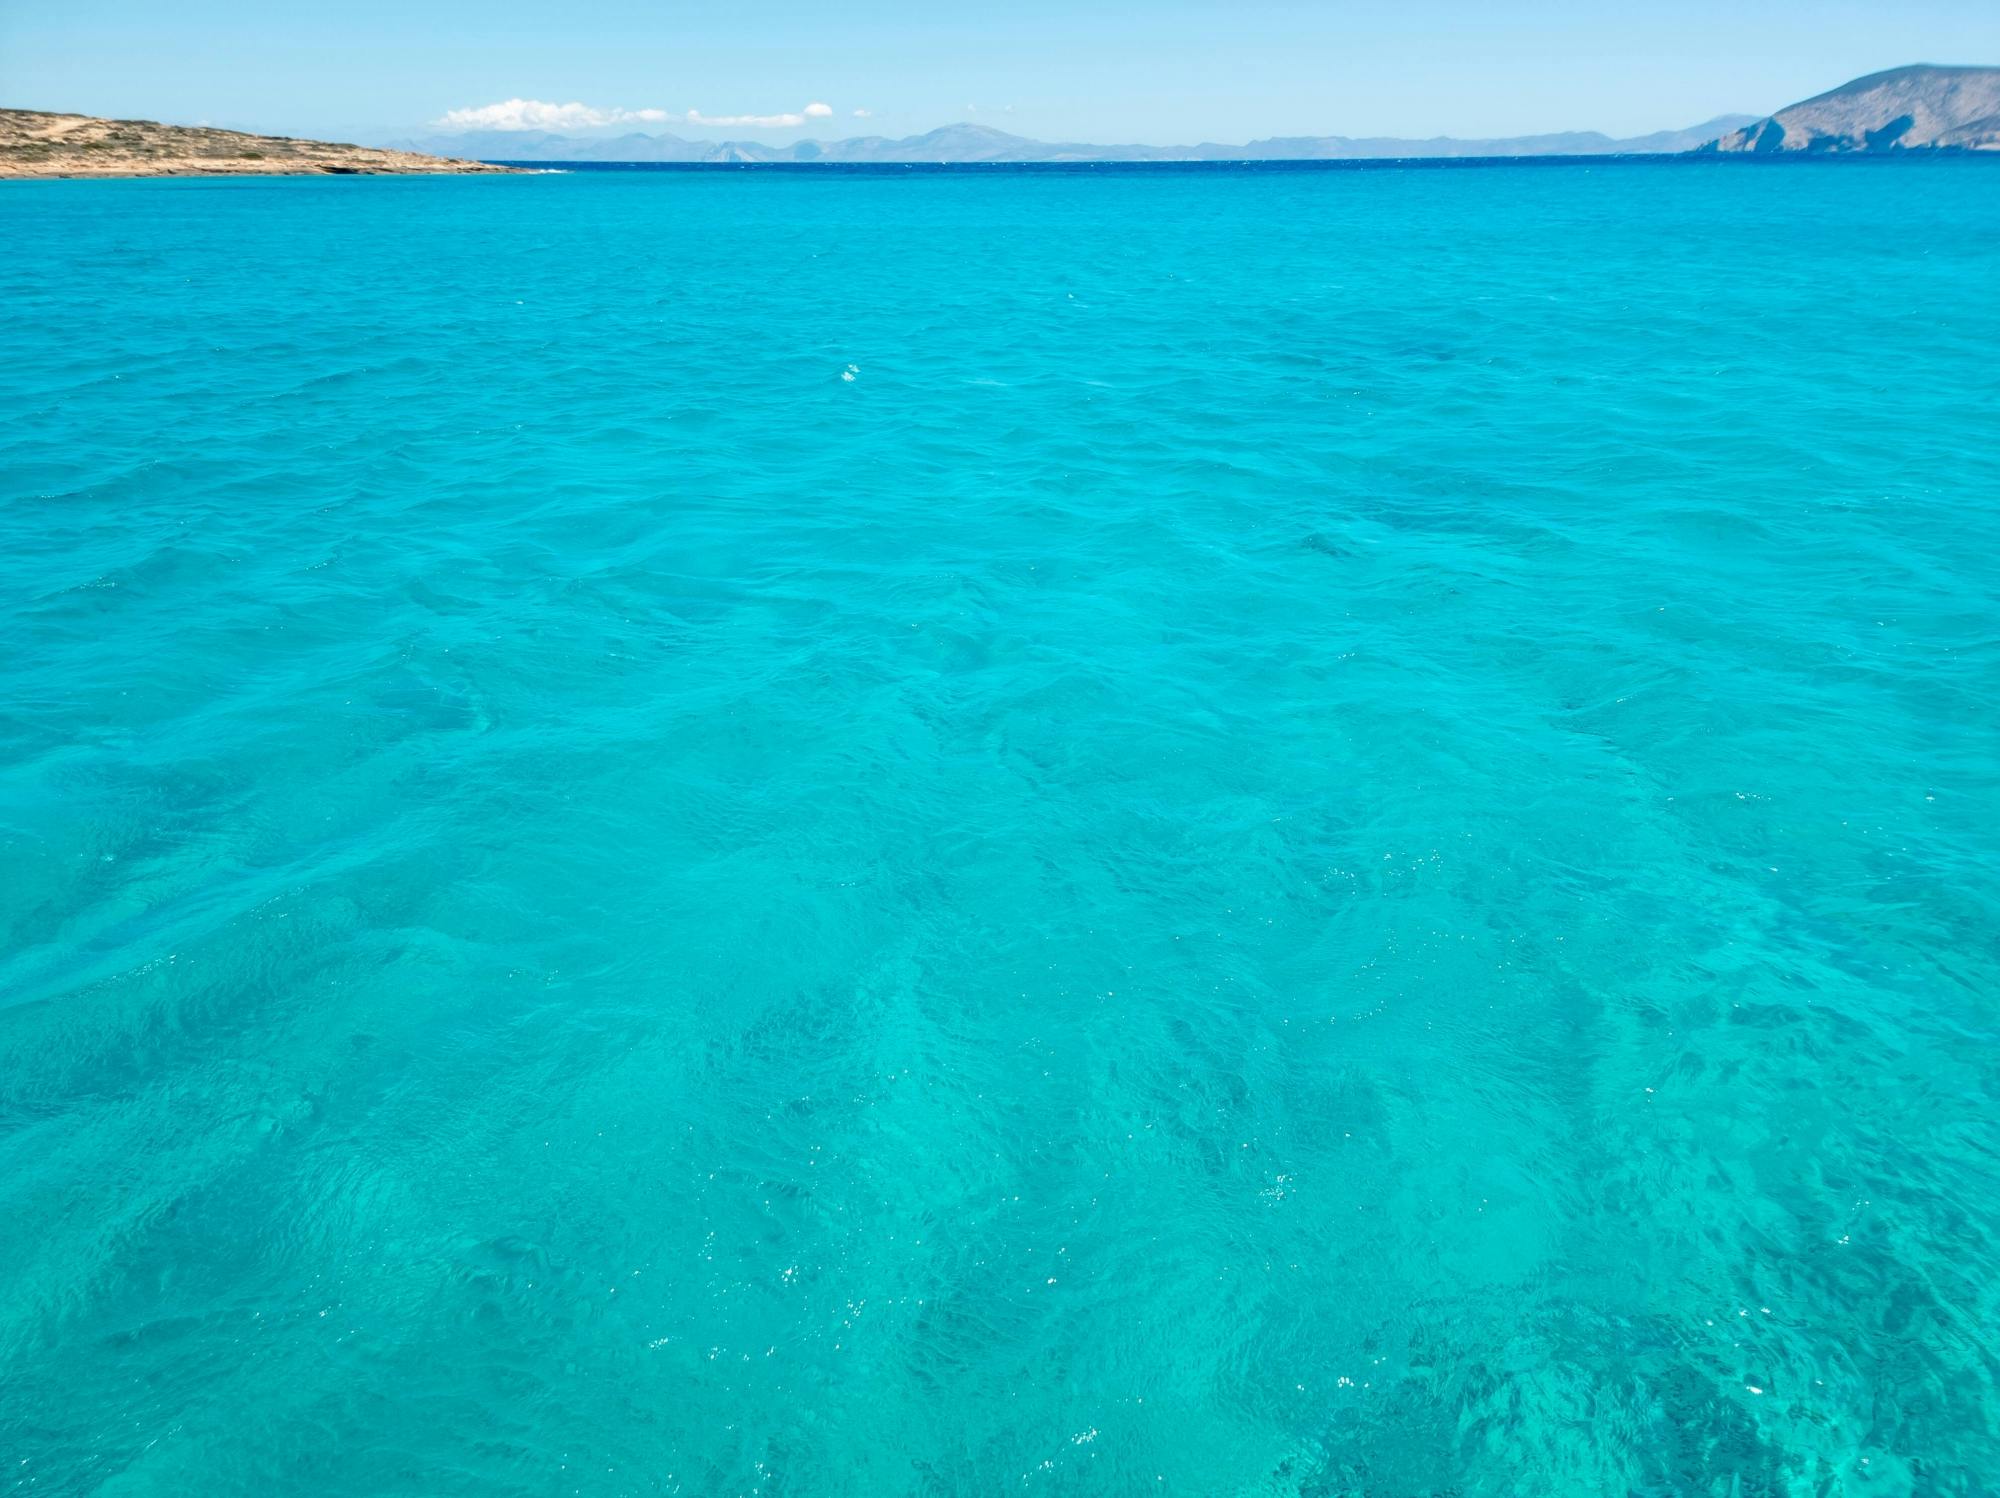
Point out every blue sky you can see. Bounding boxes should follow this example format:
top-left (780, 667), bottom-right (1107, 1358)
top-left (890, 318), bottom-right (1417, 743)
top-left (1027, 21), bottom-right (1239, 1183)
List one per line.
top-left (6, 0), bottom-right (1998, 144)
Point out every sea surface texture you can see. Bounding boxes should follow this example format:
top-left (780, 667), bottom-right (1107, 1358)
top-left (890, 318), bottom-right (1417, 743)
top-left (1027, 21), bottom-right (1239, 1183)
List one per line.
top-left (3, 161), bottom-right (1999, 1496)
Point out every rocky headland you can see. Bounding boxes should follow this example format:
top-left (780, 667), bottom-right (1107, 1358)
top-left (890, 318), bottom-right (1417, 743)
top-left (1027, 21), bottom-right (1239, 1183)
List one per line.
top-left (0, 109), bottom-right (522, 178)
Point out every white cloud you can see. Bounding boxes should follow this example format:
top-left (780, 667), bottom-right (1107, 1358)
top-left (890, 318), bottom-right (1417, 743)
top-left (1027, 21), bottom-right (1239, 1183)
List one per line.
top-left (442, 95), bottom-right (844, 134)
top-left (685, 102), bottom-right (834, 130)
top-left (852, 108), bottom-right (873, 119)
top-left (438, 98), bottom-right (669, 131)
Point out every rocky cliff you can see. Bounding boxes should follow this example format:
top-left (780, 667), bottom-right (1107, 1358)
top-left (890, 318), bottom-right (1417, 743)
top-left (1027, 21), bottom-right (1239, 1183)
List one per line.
top-left (1705, 65), bottom-right (2000, 153)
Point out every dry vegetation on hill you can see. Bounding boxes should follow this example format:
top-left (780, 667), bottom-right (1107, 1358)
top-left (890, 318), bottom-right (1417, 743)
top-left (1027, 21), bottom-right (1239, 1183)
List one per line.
top-left (0, 109), bottom-right (521, 178)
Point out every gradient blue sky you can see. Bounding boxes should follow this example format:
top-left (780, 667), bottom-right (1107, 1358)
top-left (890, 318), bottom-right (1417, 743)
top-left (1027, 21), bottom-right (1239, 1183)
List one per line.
top-left (6, 0), bottom-right (1998, 144)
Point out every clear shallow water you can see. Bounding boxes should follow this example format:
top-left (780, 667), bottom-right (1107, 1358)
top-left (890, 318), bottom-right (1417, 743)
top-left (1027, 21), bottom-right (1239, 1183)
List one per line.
top-left (3, 160), bottom-right (1999, 1496)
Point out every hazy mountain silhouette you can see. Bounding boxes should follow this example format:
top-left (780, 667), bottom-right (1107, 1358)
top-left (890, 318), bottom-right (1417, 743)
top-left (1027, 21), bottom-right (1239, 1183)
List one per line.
top-left (391, 115), bottom-right (1759, 165)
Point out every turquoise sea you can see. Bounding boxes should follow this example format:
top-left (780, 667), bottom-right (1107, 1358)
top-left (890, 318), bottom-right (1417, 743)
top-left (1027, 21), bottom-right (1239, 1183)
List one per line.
top-left (3, 159), bottom-right (1999, 1495)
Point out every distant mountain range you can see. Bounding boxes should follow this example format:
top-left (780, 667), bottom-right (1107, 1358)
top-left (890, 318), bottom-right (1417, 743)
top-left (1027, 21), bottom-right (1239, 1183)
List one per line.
top-left (388, 116), bottom-right (1759, 166)
top-left (384, 65), bottom-right (2000, 165)
top-left (16, 62), bottom-right (1986, 181)
top-left (1704, 65), bottom-right (2000, 153)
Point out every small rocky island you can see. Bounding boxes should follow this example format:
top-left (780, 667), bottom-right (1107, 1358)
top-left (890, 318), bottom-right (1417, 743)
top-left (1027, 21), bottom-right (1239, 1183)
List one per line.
top-left (0, 109), bottom-right (522, 178)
